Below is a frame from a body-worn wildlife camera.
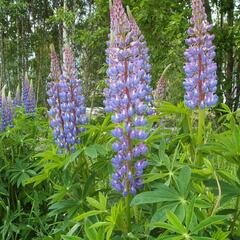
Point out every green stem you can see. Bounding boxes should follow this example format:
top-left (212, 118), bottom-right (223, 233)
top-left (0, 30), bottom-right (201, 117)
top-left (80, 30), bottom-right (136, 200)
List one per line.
top-left (196, 109), bottom-right (205, 165)
top-left (125, 194), bottom-right (131, 232)
top-left (197, 109), bottom-right (205, 145)
top-left (230, 196), bottom-right (240, 233)
top-left (211, 171), bottom-right (221, 216)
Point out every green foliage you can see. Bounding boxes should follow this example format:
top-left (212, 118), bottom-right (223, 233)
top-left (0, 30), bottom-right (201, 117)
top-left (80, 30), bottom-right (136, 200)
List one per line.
top-left (150, 210), bottom-right (227, 239)
top-left (0, 100), bottom-right (239, 239)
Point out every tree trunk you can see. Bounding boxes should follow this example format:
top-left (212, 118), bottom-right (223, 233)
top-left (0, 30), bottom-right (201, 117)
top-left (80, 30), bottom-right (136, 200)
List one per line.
top-left (234, 58), bottom-right (240, 110)
top-left (204, 0), bottom-right (212, 23)
top-left (216, 0), bottom-right (224, 104)
top-left (225, 0), bottom-right (234, 109)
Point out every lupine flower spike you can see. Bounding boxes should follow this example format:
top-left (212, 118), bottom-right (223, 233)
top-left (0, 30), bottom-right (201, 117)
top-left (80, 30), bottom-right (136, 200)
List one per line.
top-left (50, 44), bottom-right (61, 81)
top-left (26, 80), bottom-right (36, 114)
top-left (153, 64), bottom-right (171, 101)
top-left (154, 76), bottom-right (167, 101)
top-left (0, 86), bottom-right (7, 131)
top-left (184, 0), bottom-right (218, 109)
top-left (104, 0), bottom-right (153, 196)
top-left (1, 87), bottom-right (14, 131)
top-left (23, 74), bottom-right (36, 114)
top-left (0, 87), bottom-right (2, 110)
top-left (6, 92), bottom-right (14, 128)
top-left (23, 73), bottom-right (30, 107)
top-left (48, 44), bottom-right (86, 153)
top-left (13, 85), bottom-right (22, 107)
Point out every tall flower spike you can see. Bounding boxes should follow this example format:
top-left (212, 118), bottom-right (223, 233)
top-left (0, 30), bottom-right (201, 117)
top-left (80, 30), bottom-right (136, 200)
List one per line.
top-left (153, 65), bottom-right (171, 101)
top-left (23, 73), bottom-right (36, 114)
top-left (0, 86), bottom-right (7, 131)
top-left (50, 44), bottom-right (61, 81)
top-left (6, 92), bottom-right (14, 128)
top-left (184, 0), bottom-right (218, 109)
top-left (26, 80), bottom-right (36, 114)
top-left (14, 85), bottom-right (22, 107)
top-left (23, 73), bottom-right (30, 107)
top-left (154, 76), bottom-right (167, 101)
top-left (0, 87), bottom-right (2, 113)
top-left (105, 0), bottom-right (152, 197)
top-left (47, 44), bottom-right (86, 153)
top-left (1, 87), bottom-right (14, 131)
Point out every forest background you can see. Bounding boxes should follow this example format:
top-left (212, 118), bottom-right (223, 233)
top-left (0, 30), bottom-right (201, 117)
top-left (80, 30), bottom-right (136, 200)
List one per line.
top-left (0, 0), bottom-right (239, 110)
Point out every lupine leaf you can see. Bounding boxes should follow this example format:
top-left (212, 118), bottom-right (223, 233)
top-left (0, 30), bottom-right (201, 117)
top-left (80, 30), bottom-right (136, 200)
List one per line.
top-left (166, 211), bottom-right (187, 234)
top-left (192, 215), bottom-right (227, 234)
top-left (74, 210), bottom-right (105, 222)
top-left (85, 145), bottom-right (98, 158)
top-left (150, 221), bottom-right (180, 233)
top-left (185, 197), bottom-right (195, 229)
top-left (84, 219), bottom-right (97, 240)
top-left (131, 185), bottom-right (179, 206)
top-left (175, 165), bottom-right (191, 196)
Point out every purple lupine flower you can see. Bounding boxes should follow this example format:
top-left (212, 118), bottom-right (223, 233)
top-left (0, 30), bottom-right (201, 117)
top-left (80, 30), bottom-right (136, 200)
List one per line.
top-left (154, 76), bottom-right (167, 101)
top-left (23, 74), bottom-right (36, 114)
top-left (6, 92), bottom-right (14, 128)
top-left (0, 87), bottom-right (2, 116)
top-left (50, 44), bottom-right (61, 81)
top-left (25, 80), bottom-right (36, 114)
top-left (0, 86), bottom-right (7, 131)
top-left (184, 0), bottom-right (218, 109)
top-left (13, 85), bottom-right (22, 107)
top-left (1, 87), bottom-right (14, 131)
top-left (105, 0), bottom-right (152, 196)
top-left (23, 73), bottom-right (30, 107)
top-left (48, 44), bottom-right (86, 153)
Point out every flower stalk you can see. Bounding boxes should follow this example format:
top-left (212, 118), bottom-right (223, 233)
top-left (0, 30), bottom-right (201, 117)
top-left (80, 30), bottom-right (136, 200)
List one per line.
top-left (184, 0), bottom-right (218, 164)
top-left (48, 44), bottom-right (86, 153)
top-left (105, 0), bottom-right (153, 197)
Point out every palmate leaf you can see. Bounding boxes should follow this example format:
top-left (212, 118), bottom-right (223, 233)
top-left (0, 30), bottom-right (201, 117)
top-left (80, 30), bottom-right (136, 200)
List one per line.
top-left (131, 186), bottom-right (179, 206)
top-left (185, 198), bottom-right (195, 230)
top-left (175, 166), bottom-right (191, 197)
top-left (175, 203), bottom-right (186, 223)
top-left (96, 227), bottom-right (105, 240)
top-left (85, 145), bottom-right (98, 159)
top-left (199, 126), bottom-right (240, 164)
top-left (48, 199), bottom-right (81, 217)
top-left (64, 149), bottom-right (83, 169)
top-left (87, 197), bottom-right (103, 210)
top-left (144, 172), bottom-right (168, 183)
top-left (84, 219), bottom-right (97, 240)
top-left (66, 222), bottom-right (82, 236)
top-left (211, 229), bottom-right (230, 240)
top-left (166, 211), bottom-right (187, 234)
top-left (157, 101), bottom-right (189, 115)
top-left (150, 221), bottom-right (182, 233)
top-left (151, 212), bottom-right (227, 239)
top-left (8, 160), bottom-right (36, 187)
top-left (86, 192), bottom-right (107, 211)
top-left (191, 215), bottom-right (228, 234)
top-left (150, 211), bottom-right (187, 235)
top-left (26, 150), bottom-right (65, 186)
top-left (74, 210), bottom-right (106, 222)
top-left (90, 222), bottom-right (109, 229)
top-left (151, 202), bottom-right (179, 223)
